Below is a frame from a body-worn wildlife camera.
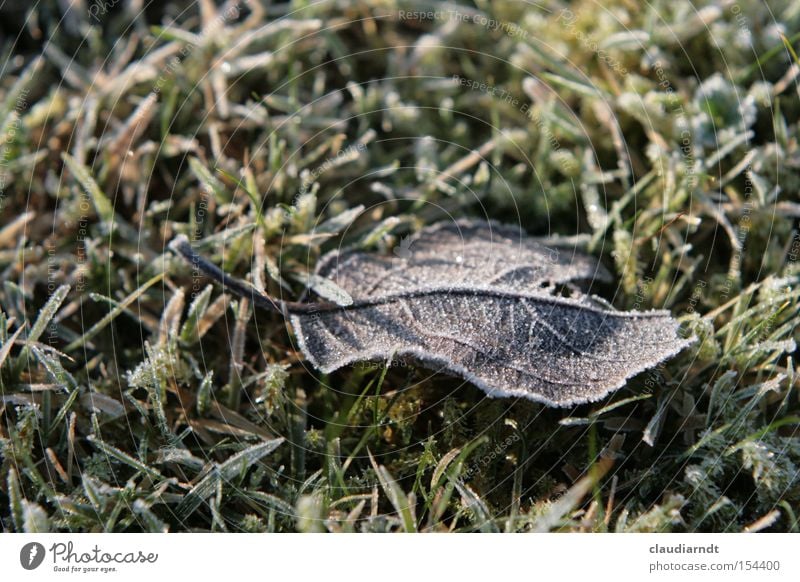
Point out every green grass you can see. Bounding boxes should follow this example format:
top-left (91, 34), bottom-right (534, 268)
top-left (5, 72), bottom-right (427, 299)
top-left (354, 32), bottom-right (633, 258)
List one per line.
top-left (0, 0), bottom-right (799, 532)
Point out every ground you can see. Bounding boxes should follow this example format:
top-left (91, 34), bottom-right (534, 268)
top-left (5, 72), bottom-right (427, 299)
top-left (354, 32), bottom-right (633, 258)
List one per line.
top-left (0, 0), bottom-right (798, 532)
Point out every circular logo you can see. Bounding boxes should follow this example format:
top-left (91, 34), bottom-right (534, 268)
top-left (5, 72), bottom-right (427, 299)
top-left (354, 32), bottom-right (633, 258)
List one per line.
top-left (20, 542), bottom-right (46, 570)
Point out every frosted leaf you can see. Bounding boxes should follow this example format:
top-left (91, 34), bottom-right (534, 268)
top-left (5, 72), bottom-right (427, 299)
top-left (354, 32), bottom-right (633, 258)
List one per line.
top-left (170, 220), bottom-right (692, 407)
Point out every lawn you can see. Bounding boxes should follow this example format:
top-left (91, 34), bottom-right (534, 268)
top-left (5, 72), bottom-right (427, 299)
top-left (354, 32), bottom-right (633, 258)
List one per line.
top-left (0, 0), bottom-right (799, 532)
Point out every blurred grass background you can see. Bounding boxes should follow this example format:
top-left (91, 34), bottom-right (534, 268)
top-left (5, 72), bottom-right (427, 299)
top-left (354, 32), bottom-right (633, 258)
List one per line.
top-left (0, 0), bottom-right (799, 532)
